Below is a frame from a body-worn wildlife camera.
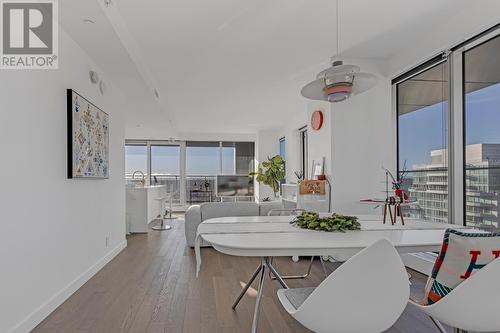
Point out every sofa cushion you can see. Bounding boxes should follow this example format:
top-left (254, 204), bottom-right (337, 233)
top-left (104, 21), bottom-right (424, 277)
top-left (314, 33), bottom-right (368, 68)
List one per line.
top-left (425, 228), bottom-right (500, 304)
top-left (258, 201), bottom-right (284, 216)
top-left (200, 202), bottom-right (259, 221)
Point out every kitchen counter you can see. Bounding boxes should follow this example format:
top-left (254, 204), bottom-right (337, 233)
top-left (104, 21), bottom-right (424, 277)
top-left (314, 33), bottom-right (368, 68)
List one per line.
top-left (126, 185), bottom-right (167, 233)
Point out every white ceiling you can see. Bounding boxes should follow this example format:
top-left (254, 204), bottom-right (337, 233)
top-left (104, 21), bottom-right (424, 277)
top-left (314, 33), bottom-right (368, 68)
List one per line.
top-left (61, 0), bottom-right (482, 136)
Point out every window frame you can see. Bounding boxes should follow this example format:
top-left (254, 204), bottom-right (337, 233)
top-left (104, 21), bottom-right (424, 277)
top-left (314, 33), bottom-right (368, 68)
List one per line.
top-left (461, 31), bottom-right (500, 229)
top-left (394, 57), bottom-right (452, 224)
top-left (299, 126), bottom-right (308, 179)
top-left (393, 24), bottom-right (500, 227)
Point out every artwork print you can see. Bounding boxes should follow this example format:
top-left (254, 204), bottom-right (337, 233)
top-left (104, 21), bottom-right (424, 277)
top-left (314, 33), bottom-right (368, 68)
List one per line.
top-left (67, 89), bottom-right (109, 179)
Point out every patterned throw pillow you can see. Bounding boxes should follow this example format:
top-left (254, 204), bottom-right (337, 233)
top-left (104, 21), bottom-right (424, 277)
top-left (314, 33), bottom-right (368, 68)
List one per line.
top-left (425, 229), bottom-right (500, 305)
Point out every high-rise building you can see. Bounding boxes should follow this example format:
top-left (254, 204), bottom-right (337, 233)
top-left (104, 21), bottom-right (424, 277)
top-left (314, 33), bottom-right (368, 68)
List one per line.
top-left (405, 144), bottom-right (500, 230)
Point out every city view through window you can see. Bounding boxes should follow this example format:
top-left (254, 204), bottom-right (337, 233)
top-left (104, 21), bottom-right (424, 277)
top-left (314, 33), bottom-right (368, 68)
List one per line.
top-left (398, 35), bottom-right (500, 231)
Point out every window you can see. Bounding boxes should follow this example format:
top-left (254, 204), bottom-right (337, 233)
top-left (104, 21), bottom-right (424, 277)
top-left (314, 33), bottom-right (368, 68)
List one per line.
top-left (125, 140), bottom-right (255, 204)
top-left (186, 141), bottom-right (255, 176)
top-left (397, 61), bottom-right (449, 223)
top-left (279, 137), bottom-right (286, 161)
top-left (221, 142), bottom-right (255, 175)
top-left (395, 26), bottom-right (500, 228)
top-left (150, 145), bottom-right (181, 203)
top-left (464, 34), bottom-right (500, 231)
top-left (125, 144), bottom-right (147, 183)
top-left (151, 145), bottom-right (180, 176)
top-left (186, 142), bottom-right (220, 175)
top-left (221, 145), bottom-right (236, 174)
top-left (185, 141), bottom-right (255, 203)
top-left (279, 137), bottom-right (286, 186)
top-left (299, 127), bottom-right (308, 178)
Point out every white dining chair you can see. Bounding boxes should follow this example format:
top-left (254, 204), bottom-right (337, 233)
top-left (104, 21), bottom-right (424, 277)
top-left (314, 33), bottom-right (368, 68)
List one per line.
top-left (277, 239), bottom-right (410, 333)
top-left (410, 256), bottom-right (500, 333)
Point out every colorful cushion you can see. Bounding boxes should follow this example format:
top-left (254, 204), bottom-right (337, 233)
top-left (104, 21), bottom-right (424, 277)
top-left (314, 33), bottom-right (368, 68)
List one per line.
top-left (425, 229), bottom-right (500, 304)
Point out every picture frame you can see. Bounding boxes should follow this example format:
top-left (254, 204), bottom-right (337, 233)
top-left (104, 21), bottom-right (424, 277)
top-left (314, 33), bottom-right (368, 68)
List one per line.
top-left (67, 89), bottom-right (109, 179)
top-left (311, 157), bottom-right (324, 179)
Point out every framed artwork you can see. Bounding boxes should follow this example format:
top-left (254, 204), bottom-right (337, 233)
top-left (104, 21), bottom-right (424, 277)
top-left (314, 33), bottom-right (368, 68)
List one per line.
top-left (67, 89), bottom-right (109, 179)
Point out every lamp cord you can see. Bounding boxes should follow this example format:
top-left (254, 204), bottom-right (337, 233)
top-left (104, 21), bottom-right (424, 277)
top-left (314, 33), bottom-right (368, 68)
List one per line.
top-left (336, 0), bottom-right (340, 56)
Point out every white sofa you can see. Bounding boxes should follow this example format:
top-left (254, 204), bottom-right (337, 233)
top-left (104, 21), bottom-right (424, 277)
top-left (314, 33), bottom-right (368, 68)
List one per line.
top-left (185, 201), bottom-right (282, 247)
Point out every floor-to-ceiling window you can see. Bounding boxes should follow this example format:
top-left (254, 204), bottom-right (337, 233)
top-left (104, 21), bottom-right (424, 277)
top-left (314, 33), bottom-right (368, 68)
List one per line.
top-left (150, 144), bottom-right (181, 204)
top-left (395, 27), bottom-right (500, 228)
top-left (185, 141), bottom-right (255, 203)
top-left (186, 142), bottom-right (220, 203)
top-left (125, 140), bottom-right (255, 205)
top-left (397, 61), bottom-right (450, 223)
top-left (125, 144), bottom-right (148, 184)
top-left (464, 34), bottom-right (500, 231)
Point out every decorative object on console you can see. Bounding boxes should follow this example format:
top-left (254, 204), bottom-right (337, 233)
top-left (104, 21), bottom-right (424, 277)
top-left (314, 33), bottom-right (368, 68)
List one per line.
top-left (299, 180), bottom-right (326, 195)
top-left (424, 229), bottom-right (500, 305)
top-left (382, 167), bottom-right (408, 225)
top-left (300, 0), bottom-right (377, 103)
top-left (387, 163), bottom-right (409, 202)
top-left (249, 155), bottom-right (285, 198)
top-left (294, 170), bottom-right (304, 182)
top-left (311, 158), bottom-right (325, 179)
top-left (67, 89), bottom-right (109, 179)
top-left (311, 110), bottom-right (323, 130)
top-left (291, 211), bottom-right (360, 232)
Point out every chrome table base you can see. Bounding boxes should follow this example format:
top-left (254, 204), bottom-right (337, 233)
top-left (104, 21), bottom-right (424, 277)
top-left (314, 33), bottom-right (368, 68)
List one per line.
top-left (232, 257), bottom-right (289, 333)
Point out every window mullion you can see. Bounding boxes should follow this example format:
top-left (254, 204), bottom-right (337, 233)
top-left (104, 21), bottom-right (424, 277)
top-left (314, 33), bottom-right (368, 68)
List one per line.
top-left (449, 51), bottom-right (465, 225)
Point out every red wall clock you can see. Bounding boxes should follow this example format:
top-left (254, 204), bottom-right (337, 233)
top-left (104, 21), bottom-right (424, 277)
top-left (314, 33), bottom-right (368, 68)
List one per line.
top-left (311, 110), bottom-right (323, 130)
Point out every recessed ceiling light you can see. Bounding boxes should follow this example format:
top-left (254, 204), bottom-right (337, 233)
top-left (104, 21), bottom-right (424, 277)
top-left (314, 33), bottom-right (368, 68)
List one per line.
top-left (83, 19), bottom-right (95, 24)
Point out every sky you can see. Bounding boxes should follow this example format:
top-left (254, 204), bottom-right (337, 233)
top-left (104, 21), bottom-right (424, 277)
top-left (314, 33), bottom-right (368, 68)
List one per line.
top-left (399, 82), bottom-right (500, 169)
top-left (125, 145), bottom-right (235, 175)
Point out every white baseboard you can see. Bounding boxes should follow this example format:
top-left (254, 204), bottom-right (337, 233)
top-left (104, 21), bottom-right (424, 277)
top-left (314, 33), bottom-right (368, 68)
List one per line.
top-left (7, 240), bottom-right (127, 333)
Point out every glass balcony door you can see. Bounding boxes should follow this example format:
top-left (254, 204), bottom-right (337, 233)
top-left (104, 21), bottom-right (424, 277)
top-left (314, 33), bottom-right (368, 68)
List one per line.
top-left (397, 61), bottom-right (450, 223)
top-left (150, 144), bottom-right (184, 205)
top-left (464, 34), bottom-right (500, 231)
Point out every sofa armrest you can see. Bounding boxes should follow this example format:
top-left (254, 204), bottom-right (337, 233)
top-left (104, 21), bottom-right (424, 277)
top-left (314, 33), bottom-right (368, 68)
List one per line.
top-left (185, 205), bottom-right (202, 247)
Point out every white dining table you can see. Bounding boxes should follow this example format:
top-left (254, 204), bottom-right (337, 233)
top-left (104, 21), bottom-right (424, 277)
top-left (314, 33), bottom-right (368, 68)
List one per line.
top-left (195, 215), bottom-right (469, 333)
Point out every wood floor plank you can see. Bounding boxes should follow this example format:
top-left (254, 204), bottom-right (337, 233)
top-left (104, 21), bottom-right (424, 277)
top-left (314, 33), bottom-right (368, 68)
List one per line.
top-left (33, 217), bottom-right (451, 333)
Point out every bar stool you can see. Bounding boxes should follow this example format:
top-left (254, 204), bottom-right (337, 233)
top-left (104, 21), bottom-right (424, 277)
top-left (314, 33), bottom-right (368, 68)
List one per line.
top-left (152, 196), bottom-right (172, 231)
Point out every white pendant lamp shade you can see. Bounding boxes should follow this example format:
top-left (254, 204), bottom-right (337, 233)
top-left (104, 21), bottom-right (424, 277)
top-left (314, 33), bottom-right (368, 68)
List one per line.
top-left (301, 60), bottom-right (378, 103)
top-left (301, 0), bottom-right (377, 103)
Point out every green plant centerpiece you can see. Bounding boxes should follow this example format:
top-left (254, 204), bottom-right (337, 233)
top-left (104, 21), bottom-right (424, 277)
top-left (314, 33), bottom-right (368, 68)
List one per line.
top-left (291, 211), bottom-right (361, 232)
top-left (249, 155), bottom-right (285, 198)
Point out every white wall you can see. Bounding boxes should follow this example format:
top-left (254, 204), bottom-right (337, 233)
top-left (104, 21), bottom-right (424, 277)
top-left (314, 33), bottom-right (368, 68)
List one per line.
top-left (255, 128), bottom-right (281, 200)
top-left (0, 29), bottom-right (127, 333)
top-left (330, 79), bottom-right (394, 214)
top-left (255, 100), bottom-right (333, 200)
top-left (306, 101), bottom-right (332, 178)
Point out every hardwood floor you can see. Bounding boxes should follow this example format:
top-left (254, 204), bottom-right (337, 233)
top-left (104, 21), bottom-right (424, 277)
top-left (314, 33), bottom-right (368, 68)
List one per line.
top-left (33, 218), bottom-right (447, 333)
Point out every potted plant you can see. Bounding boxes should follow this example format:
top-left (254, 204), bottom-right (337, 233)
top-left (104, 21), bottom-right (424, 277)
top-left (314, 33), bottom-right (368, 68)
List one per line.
top-left (249, 155), bottom-right (285, 199)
